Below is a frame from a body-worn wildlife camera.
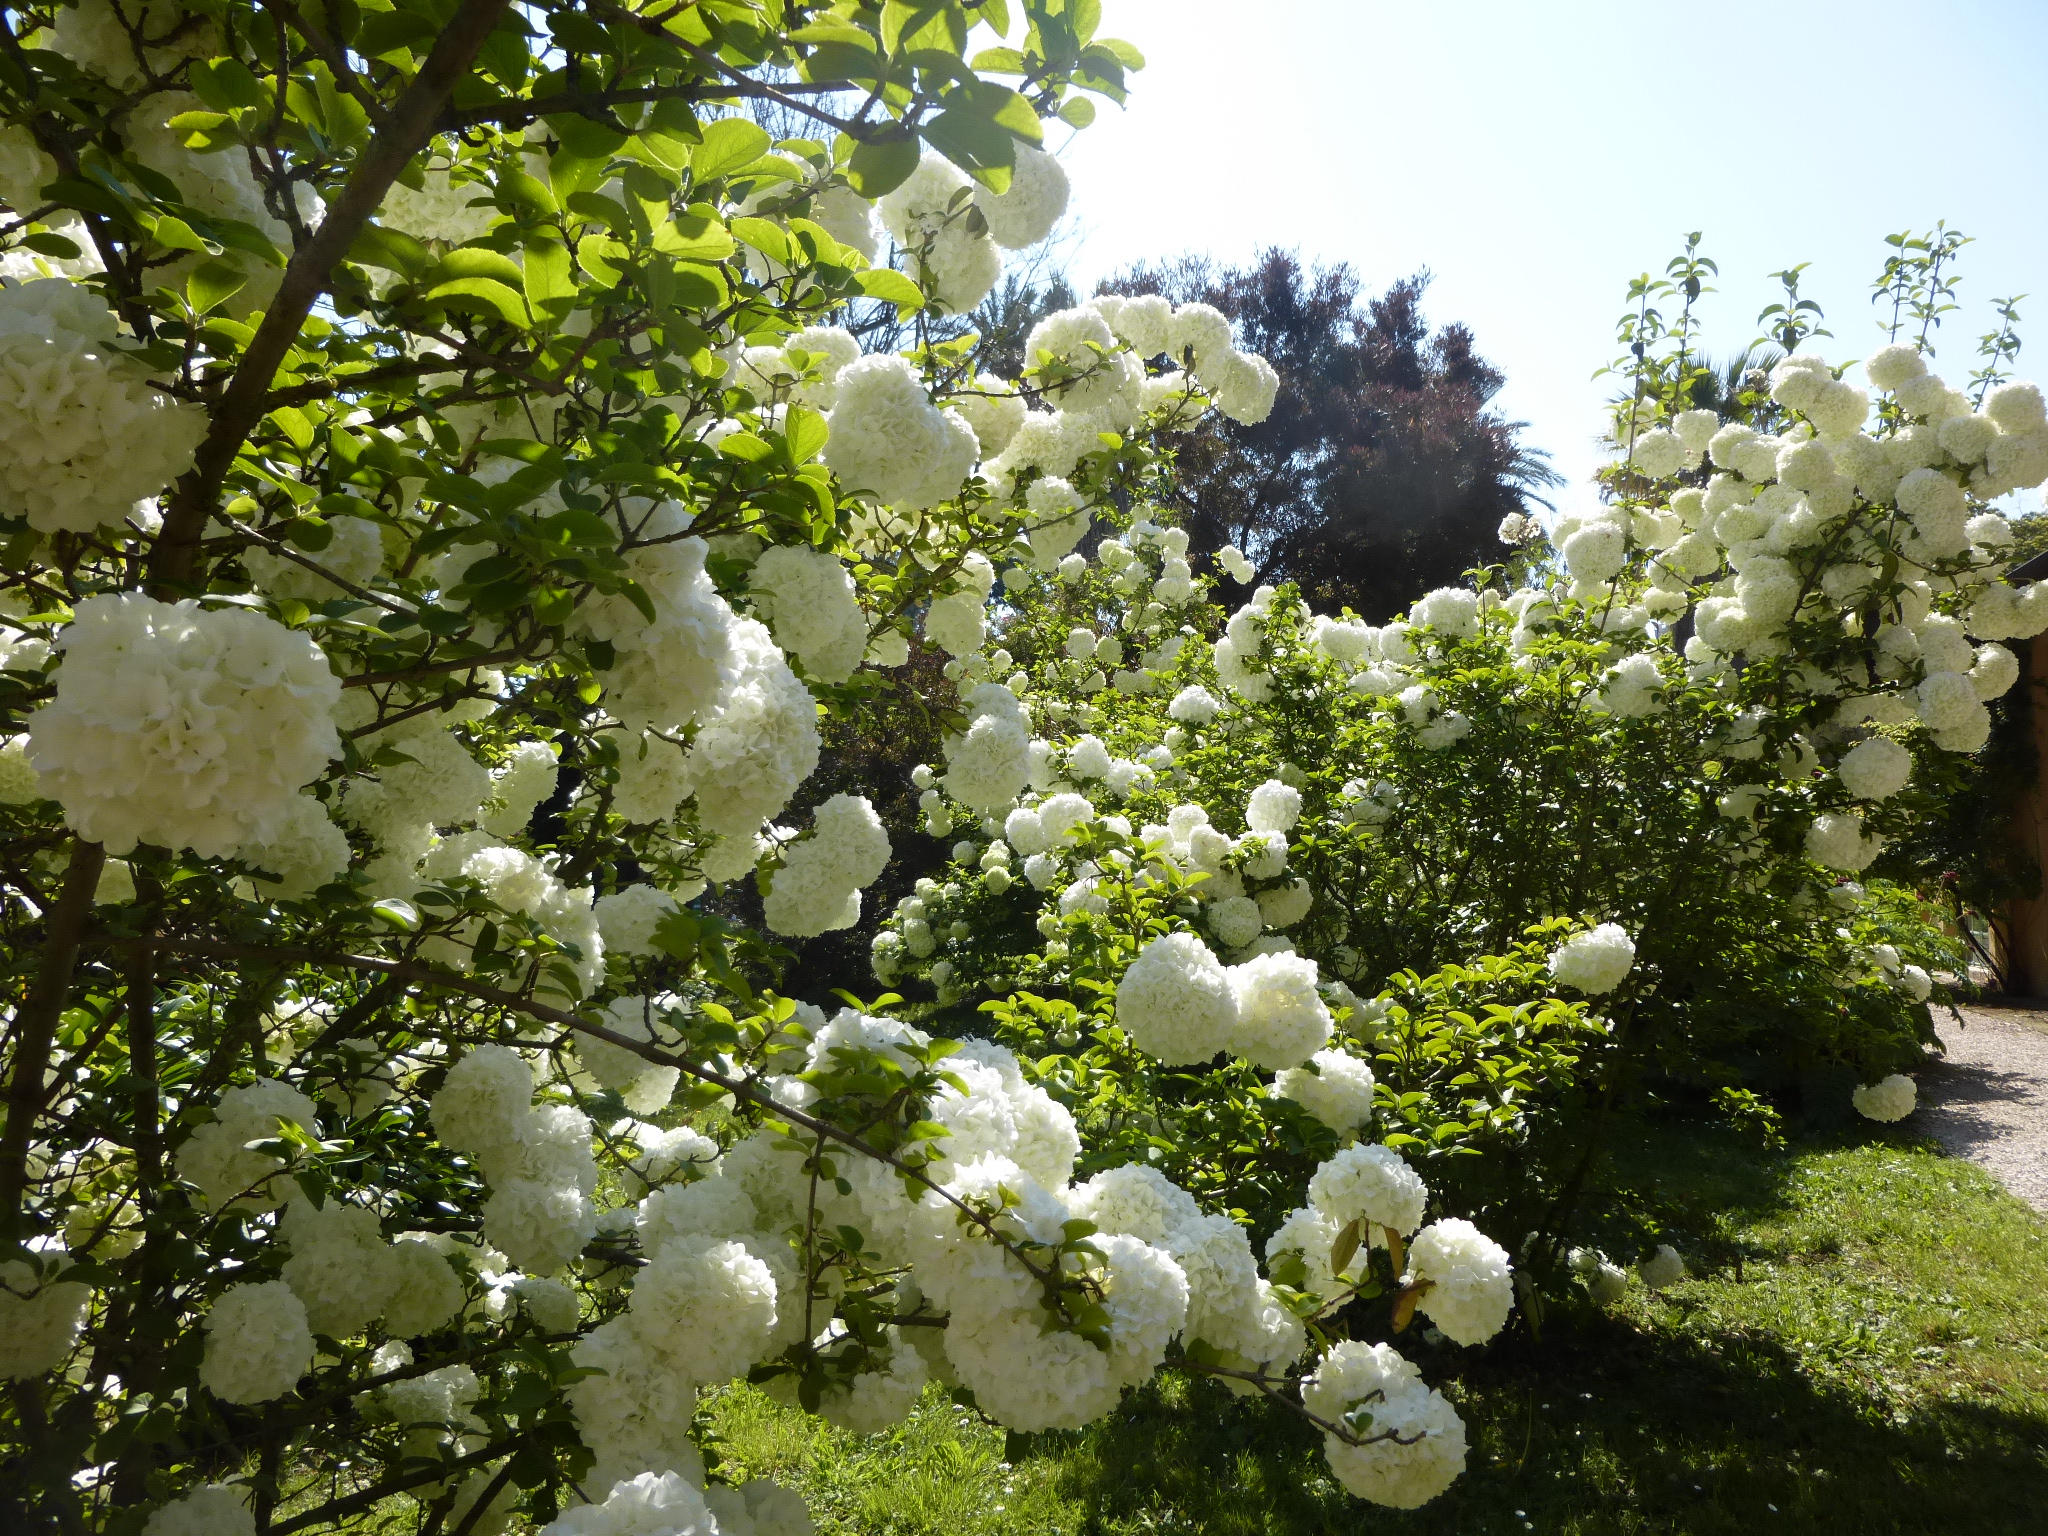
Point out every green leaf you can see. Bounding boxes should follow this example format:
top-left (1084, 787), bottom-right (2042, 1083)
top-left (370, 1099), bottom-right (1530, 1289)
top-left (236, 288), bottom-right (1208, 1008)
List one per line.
top-left (971, 46), bottom-right (1028, 73)
top-left (355, 8), bottom-right (439, 60)
top-left (1057, 95), bottom-right (1096, 129)
top-left (496, 168), bottom-right (557, 217)
top-left (148, 215), bottom-right (209, 254)
top-left (425, 247), bottom-right (527, 290)
top-left (187, 258), bottom-right (247, 316)
top-left (852, 267), bottom-right (924, 316)
top-left (575, 235), bottom-right (631, 288)
top-left (844, 129), bottom-right (921, 198)
top-left (692, 118), bottom-right (772, 183)
top-left (426, 276), bottom-right (531, 327)
top-left (1329, 1217), bottom-right (1362, 1279)
top-left (784, 404), bottom-right (828, 463)
top-left (268, 405), bottom-right (315, 449)
top-left (373, 898), bottom-right (419, 932)
top-left (20, 232), bottom-right (82, 259)
top-left (350, 223), bottom-right (431, 278)
top-left (522, 237), bottom-right (575, 322)
top-left (729, 216), bottom-right (792, 265)
top-left (190, 56), bottom-right (267, 110)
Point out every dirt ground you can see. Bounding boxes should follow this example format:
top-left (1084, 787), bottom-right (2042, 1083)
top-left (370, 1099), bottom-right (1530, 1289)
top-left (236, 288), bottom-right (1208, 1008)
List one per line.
top-left (1921, 1003), bottom-right (2048, 1213)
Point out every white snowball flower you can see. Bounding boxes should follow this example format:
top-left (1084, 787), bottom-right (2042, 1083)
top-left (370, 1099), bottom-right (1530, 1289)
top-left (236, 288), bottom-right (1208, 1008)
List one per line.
top-left (943, 686), bottom-right (1032, 815)
top-left (199, 1281), bottom-right (314, 1403)
top-left (28, 594), bottom-right (342, 859)
top-left (1836, 737), bottom-right (1912, 802)
top-left (1638, 1243), bottom-right (1686, 1291)
top-left (175, 1077), bottom-right (320, 1212)
top-left (1070, 1165), bottom-right (1203, 1244)
top-left (278, 1196), bottom-right (401, 1338)
top-left (1226, 950), bottom-right (1332, 1069)
top-left (1206, 893), bottom-right (1263, 949)
top-left (949, 373), bottom-right (1026, 458)
top-left (0, 280), bottom-right (206, 532)
top-left (1025, 306), bottom-right (1141, 418)
top-left (1115, 930), bottom-right (1239, 1064)
top-left (879, 154), bottom-right (1004, 314)
top-left (1805, 812), bottom-right (1883, 873)
top-left (1562, 521), bottom-right (1626, 583)
top-left (569, 519), bottom-right (739, 734)
top-left (1245, 778), bottom-right (1302, 834)
top-left (1273, 1048), bottom-right (1376, 1135)
top-left (1403, 1218), bottom-right (1513, 1345)
top-left (1307, 1143), bottom-right (1427, 1241)
top-left (381, 1239), bottom-right (466, 1338)
top-left (594, 884), bottom-right (682, 958)
top-left (749, 545), bottom-right (868, 683)
top-left (825, 354), bottom-right (979, 509)
top-left (1410, 586), bottom-right (1480, 638)
top-left (0, 1259), bottom-right (91, 1381)
top-left (1852, 1073), bottom-right (1916, 1122)
top-left (540, 1470), bottom-right (715, 1536)
top-left (685, 619), bottom-right (821, 841)
top-left (1169, 685), bottom-right (1221, 725)
top-left (762, 793), bottom-right (891, 937)
top-left (1300, 1342), bottom-right (1466, 1509)
top-left (974, 142), bottom-right (1070, 249)
top-left (1547, 923), bottom-right (1635, 995)
top-left (140, 1486), bottom-right (255, 1536)
top-left (243, 515), bottom-right (385, 602)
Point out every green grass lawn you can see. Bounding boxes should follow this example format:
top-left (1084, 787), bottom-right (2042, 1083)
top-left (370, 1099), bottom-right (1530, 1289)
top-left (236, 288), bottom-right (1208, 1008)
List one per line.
top-left (703, 1119), bottom-right (2048, 1536)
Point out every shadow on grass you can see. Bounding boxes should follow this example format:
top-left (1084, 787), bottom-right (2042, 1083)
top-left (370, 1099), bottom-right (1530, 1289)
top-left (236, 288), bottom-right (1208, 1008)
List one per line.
top-left (1029, 1307), bottom-right (2048, 1536)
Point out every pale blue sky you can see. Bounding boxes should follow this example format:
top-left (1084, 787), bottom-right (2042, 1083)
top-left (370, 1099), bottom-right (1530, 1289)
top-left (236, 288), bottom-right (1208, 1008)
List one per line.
top-left (1053, 0), bottom-right (2048, 510)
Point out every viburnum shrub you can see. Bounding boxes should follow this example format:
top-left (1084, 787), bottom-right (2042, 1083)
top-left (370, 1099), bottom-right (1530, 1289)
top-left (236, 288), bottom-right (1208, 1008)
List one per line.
top-left (0, 2), bottom-right (2036, 1527)
top-left (0, 0), bottom-right (1502, 1529)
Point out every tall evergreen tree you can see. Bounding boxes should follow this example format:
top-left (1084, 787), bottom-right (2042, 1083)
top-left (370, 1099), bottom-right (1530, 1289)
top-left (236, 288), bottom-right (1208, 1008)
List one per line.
top-left (1103, 251), bottom-right (1560, 619)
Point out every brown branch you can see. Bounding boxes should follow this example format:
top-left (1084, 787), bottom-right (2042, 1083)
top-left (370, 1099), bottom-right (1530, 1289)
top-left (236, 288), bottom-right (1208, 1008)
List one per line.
top-left (341, 639), bottom-right (548, 689)
top-left (0, 839), bottom-right (106, 1245)
top-left (224, 517), bottom-right (417, 617)
top-left (1163, 1361), bottom-right (1422, 1450)
top-left (148, 0), bottom-right (515, 596)
top-left (267, 1432), bottom-right (529, 1535)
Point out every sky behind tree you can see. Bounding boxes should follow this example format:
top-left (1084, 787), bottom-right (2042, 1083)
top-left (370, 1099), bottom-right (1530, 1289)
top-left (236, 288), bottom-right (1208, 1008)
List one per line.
top-left (1054, 0), bottom-right (2048, 513)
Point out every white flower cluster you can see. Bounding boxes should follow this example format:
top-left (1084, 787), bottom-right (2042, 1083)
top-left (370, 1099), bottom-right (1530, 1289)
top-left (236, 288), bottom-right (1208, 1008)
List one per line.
top-left (879, 155), bottom-right (1003, 314)
top-left (0, 1259), bottom-right (92, 1382)
top-left (175, 1077), bottom-right (320, 1211)
top-left (761, 793), bottom-right (891, 937)
top-left (1272, 1048), bottom-right (1376, 1135)
top-left (1301, 1342), bottom-right (1467, 1508)
top-left (432, 1046), bottom-right (598, 1274)
top-left (1547, 923), bottom-right (1636, 995)
top-left (0, 282), bottom-right (200, 532)
top-left (29, 594), bottom-right (344, 867)
top-left (199, 1280), bottom-right (315, 1404)
top-left (1851, 1072), bottom-right (1916, 1122)
top-left (378, 163), bottom-right (496, 246)
top-left (749, 545), bottom-right (868, 682)
top-left (141, 1485), bottom-right (256, 1536)
top-left (1401, 1217), bottom-right (1514, 1345)
top-left (570, 517), bottom-right (739, 733)
top-left (1114, 929), bottom-right (1332, 1069)
top-left (825, 353), bottom-right (980, 510)
top-left (942, 678), bottom-right (1035, 814)
top-left (243, 515), bottom-right (385, 603)
top-left (275, 1196), bottom-right (465, 1341)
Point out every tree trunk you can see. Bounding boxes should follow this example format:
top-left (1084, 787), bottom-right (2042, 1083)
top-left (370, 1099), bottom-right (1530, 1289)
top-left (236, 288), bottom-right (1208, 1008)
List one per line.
top-left (1997, 629), bottom-right (2048, 995)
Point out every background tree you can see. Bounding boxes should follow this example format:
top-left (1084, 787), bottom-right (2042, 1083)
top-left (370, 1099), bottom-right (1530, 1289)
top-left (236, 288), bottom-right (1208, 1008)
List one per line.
top-left (1101, 251), bottom-right (1560, 619)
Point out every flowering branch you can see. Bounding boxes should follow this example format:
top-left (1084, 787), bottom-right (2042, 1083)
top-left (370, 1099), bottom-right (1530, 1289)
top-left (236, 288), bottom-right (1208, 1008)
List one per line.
top-left (149, 0), bottom-right (515, 595)
top-left (1, 839), bottom-right (106, 1246)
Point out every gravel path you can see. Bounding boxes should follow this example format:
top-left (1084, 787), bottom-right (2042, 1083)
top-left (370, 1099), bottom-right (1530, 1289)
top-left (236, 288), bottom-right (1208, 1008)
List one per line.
top-left (1920, 1004), bottom-right (2048, 1213)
